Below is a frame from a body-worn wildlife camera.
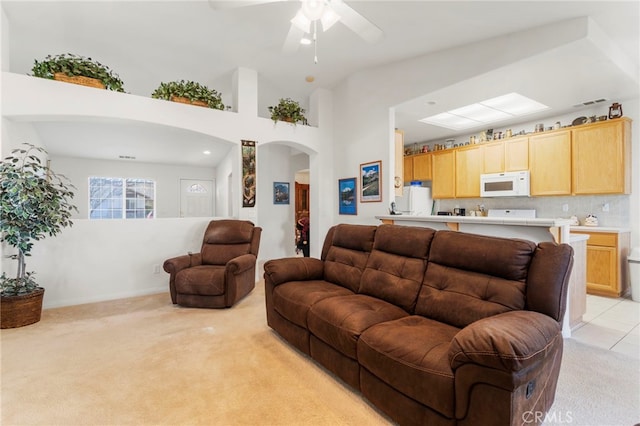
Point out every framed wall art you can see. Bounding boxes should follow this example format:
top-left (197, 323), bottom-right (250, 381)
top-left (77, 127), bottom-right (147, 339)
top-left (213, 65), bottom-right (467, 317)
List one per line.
top-left (338, 177), bottom-right (357, 215)
top-left (360, 160), bottom-right (382, 203)
top-left (273, 182), bottom-right (290, 204)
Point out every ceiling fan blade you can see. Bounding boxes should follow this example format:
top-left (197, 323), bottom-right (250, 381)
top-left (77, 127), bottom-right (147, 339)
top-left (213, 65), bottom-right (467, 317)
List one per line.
top-left (330, 1), bottom-right (383, 44)
top-left (208, 0), bottom-right (283, 10)
top-left (282, 23), bottom-right (305, 55)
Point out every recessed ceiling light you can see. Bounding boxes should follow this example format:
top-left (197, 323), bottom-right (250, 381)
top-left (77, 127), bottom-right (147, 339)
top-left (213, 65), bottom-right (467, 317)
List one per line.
top-left (419, 93), bottom-right (549, 130)
top-left (300, 37), bottom-right (312, 45)
top-left (203, 150), bottom-right (211, 155)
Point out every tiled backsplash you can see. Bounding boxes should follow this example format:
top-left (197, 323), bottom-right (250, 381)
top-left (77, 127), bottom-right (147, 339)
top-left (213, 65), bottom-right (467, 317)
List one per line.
top-left (438, 195), bottom-right (630, 228)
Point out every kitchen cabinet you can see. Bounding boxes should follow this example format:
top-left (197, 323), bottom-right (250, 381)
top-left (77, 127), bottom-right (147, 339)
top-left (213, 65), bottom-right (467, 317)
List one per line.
top-left (432, 150), bottom-right (455, 199)
top-left (482, 141), bottom-right (504, 173)
top-left (455, 145), bottom-right (483, 197)
top-left (403, 155), bottom-right (413, 183)
top-left (504, 137), bottom-right (529, 171)
top-left (528, 130), bottom-right (571, 196)
top-left (572, 118), bottom-right (631, 195)
top-left (571, 229), bottom-right (630, 297)
top-left (403, 153), bottom-right (432, 182)
top-left (394, 130), bottom-right (404, 196)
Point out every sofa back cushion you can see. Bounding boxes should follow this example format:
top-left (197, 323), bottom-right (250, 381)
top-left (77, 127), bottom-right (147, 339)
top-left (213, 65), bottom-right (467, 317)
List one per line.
top-left (322, 224), bottom-right (377, 293)
top-left (414, 231), bottom-right (536, 328)
top-left (201, 220), bottom-right (255, 265)
top-left (359, 225), bottom-right (435, 312)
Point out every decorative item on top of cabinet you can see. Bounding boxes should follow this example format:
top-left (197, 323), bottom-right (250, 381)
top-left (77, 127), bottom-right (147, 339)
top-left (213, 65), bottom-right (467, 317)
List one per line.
top-left (608, 102), bottom-right (623, 119)
top-left (571, 118), bottom-right (631, 195)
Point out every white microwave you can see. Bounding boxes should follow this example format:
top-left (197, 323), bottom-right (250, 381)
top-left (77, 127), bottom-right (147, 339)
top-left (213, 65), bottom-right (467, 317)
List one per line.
top-left (480, 171), bottom-right (530, 197)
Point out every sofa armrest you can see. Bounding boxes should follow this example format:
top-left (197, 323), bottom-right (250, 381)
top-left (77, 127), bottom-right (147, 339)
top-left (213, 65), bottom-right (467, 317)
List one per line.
top-left (449, 310), bottom-right (561, 373)
top-left (263, 257), bottom-right (324, 286)
top-left (226, 253), bottom-right (257, 275)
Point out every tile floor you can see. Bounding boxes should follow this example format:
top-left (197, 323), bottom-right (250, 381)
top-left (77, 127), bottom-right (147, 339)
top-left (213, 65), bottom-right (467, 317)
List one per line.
top-left (571, 294), bottom-right (640, 359)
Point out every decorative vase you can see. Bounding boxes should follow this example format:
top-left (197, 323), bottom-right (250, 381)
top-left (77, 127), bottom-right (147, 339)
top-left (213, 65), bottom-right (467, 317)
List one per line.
top-left (1, 288), bottom-right (45, 329)
top-left (53, 73), bottom-right (105, 89)
top-left (170, 96), bottom-right (209, 108)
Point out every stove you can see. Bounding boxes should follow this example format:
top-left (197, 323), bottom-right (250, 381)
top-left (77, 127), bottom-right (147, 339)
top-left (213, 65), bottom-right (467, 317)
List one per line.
top-left (487, 209), bottom-right (536, 218)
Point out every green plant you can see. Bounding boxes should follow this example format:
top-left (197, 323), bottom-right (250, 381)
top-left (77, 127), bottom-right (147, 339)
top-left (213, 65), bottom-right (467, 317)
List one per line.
top-left (31, 53), bottom-right (125, 92)
top-left (268, 98), bottom-right (308, 125)
top-left (0, 144), bottom-right (78, 296)
top-left (151, 80), bottom-right (225, 110)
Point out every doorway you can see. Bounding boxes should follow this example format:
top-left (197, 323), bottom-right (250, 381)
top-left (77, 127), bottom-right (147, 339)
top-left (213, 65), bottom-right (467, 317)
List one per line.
top-left (180, 179), bottom-right (214, 217)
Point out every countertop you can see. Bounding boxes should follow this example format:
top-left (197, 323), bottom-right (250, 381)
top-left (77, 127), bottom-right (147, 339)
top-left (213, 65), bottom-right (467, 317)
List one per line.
top-left (376, 214), bottom-right (571, 227)
top-left (570, 226), bottom-right (631, 233)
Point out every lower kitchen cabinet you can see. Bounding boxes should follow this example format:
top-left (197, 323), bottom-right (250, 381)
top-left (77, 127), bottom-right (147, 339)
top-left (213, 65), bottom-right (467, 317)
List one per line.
top-left (571, 229), bottom-right (631, 297)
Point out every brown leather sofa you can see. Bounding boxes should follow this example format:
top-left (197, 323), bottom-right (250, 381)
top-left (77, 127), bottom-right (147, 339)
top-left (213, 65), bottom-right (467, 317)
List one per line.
top-left (264, 224), bottom-right (573, 426)
top-left (164, 219), bottom-right (262, 308)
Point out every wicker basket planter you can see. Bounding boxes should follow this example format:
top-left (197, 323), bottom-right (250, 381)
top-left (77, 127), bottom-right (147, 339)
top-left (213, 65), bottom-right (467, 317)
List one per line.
top-left (170, 96), bottom-right (209, 108)
top-left (1, 288), bottom-right (45, 329)
top-left (53, 72), bottom-right (106, 90)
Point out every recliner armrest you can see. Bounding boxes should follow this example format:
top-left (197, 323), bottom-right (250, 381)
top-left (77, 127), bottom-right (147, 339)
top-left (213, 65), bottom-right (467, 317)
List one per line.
top-left (449, 311), bottom-right (561, 373)
top-left (163, 253), bottom-right (202, 275)
top-left (263, 257), bottom-right (324, 286)
top-left (226, 253), bottom-right (257, 275)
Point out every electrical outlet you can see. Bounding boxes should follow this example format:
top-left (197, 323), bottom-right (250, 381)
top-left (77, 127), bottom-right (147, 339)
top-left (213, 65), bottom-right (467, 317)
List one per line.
top-left (562, 204), bottom-right (569, 212)
top-left (153, 264), bottom-right (161, 274)
top-left (602, 203), bottom-right (610, 212)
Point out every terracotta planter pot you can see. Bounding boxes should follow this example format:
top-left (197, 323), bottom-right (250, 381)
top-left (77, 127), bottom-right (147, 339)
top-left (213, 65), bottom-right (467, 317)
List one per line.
top-left (1, 288), bottom-right (45, 329)
top-left (53, 73), bottom-right (105, 89)
top-left (170, 96), bottom-right (209, 108)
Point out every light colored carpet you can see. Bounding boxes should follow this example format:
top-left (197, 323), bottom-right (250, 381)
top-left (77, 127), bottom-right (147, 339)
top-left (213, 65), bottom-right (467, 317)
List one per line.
top-left (1, 282), bottom-right (638, 426)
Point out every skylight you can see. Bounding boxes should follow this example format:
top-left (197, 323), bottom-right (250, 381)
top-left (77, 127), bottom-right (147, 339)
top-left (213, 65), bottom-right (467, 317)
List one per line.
top-left (419, 93), bottom-right (549, 130)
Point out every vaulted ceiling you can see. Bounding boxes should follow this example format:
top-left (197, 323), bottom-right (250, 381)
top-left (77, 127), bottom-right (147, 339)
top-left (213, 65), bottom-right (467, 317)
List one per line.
top-left (2, 1), bottom-right (639, 162)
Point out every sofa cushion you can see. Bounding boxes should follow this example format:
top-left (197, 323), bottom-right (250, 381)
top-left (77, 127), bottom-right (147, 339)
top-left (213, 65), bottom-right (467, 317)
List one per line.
top-left (359, 225), bottom-right (434, 312)
top-left (175, 265), bottom-right (225, 295)
top-left (414, 231), bottom-right (534, 328)
top-left (308, 295), bottom-right (408, 359)
top-left (272, 280), bottom-right (354, 328)
top-left (358, 315), bottom-right (460, 418)
top-left (323, 224), bottom-right (377, 292)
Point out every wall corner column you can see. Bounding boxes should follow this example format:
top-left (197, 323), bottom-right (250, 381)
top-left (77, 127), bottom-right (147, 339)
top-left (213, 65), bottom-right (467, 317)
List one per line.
top-left (232, 67), bottom-right (258, 117)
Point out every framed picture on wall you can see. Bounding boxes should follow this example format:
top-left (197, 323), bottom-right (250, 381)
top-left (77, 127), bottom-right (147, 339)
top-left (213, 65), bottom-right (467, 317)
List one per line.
top-left (273, 182), bottom-right (290, 204)
top-left (338, 177), bottom-right (357, 215)
top-left (360, 160), bottom-right (382, 203)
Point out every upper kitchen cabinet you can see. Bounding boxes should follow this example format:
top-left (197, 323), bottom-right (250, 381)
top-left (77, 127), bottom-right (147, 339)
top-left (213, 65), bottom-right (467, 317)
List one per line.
top-left (455, 145), bottom-right (483, 197)
top-left (529, 130), bottom-right (572, 196)
top-left (482, 137), bottom-right (528, 174)
top-left (482, 141), bottom-right (504, 174)
top-left (403, 152), bottom-right (432, 182)
top-left (504, 137), bottom-right (529, 172)
top-left (432, 150), bottom-right (455, 199)
top-left (395, 130), bottom-right (404, 196)
top-left (572, 118), bottom-right (631, 195)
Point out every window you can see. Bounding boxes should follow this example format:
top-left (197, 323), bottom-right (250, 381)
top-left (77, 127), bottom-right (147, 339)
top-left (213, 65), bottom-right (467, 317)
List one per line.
top-left (89, 177), bottom-right (155, 219)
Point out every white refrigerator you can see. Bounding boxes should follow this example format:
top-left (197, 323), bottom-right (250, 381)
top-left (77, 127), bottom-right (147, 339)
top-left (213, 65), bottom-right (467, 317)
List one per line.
top-left (394, 186), bottom-right (433, 215)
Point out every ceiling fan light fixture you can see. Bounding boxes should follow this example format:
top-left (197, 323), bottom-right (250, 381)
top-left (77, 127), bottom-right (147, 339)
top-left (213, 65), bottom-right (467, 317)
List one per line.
top-left (301, 0), bottom-right (326, 21)
top-left (291, 10), bottom-right (311, 33)
top-left (320, 7), bottom-right (340, 31)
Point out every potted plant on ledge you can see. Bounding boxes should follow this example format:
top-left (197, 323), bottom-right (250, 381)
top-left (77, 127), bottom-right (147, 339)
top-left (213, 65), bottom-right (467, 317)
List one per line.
top-left (0, 144), bottom-right (77, 329)
top-left (151, 80), bottom-right (226, 110)
top-left (268, 98), bottom-right (308, 125)
top-left (31, 53), bottom-right (125, 92)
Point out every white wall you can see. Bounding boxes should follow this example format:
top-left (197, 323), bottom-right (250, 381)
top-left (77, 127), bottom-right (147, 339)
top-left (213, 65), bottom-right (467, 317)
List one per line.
top-left (27, 218), bottom-right (213, 308)
top-left (257, 144), bottom-right (296, 260)
top-left (51, 155), bottom-right (216, 219)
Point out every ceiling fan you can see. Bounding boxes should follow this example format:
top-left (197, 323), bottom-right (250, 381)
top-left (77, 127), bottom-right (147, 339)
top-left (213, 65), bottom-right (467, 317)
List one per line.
top-left (209, 0), bottom-right (383, 61)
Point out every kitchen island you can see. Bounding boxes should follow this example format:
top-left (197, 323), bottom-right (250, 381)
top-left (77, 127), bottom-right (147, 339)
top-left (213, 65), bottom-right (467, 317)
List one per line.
top-left (375, 214), bottom-right (571, 243)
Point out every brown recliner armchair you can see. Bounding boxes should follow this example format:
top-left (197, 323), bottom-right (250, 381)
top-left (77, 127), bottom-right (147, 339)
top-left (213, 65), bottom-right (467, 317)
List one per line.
top-left (163, 220), bottom-right (262, 308)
